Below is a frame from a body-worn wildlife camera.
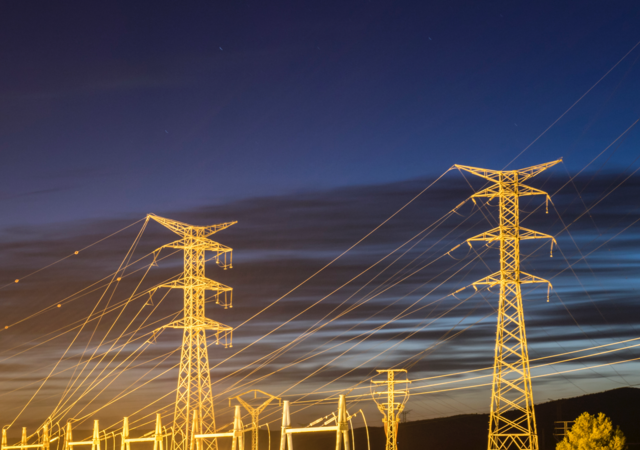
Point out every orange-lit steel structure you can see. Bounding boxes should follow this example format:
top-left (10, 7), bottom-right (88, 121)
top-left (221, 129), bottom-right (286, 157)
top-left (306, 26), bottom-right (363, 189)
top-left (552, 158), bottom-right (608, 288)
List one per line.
top-left (191, 406), bottom-right (244, 450)
top-left (279, 395), bottom-right (354, 450)
top-left (371, 369), bottom-right (410, 450)
top-left (149, 215), bottom-right (236, 450)
top-left (230, 390), bottom-right (281, 450)
top-left (455, 161), bottom-right (559, 450)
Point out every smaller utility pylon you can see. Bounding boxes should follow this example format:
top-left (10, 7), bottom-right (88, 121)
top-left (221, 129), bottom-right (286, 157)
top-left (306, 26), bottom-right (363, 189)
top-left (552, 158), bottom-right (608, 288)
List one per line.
top-left (371, 370), bottom-right (410, 450)
top-left (230, 390), bottom-right (281, 450)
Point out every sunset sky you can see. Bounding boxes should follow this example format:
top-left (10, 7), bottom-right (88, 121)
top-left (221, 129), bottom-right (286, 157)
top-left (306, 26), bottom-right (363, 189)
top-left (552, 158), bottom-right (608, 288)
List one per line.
top-left (1, 0), bottom-right (640, 435)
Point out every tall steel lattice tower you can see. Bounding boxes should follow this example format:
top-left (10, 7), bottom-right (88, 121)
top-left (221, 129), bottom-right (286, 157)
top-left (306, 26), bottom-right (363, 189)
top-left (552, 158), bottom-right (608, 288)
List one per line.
top-left (149, 214), bottom-right (236, 450)
top-left (371, 369), bottom-right (410, 450)
top-left (455, 161), bottom-right (560, 450)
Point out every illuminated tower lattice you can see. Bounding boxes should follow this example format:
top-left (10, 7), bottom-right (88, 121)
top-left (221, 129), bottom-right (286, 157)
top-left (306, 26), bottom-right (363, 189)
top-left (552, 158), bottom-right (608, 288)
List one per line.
top-left (455, 161), bottom-right (559, 450)
top-left (149, 215), bottom-right (236, 450)
top-left (230, 390), bottom-right (281, 450)
top-left (371, 369), bottom-right (410, 450)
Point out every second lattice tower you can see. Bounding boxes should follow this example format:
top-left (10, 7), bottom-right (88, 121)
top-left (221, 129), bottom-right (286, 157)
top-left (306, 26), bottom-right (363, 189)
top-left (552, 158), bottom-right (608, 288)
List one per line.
top-left (455, 160), bottom-right (559, 450)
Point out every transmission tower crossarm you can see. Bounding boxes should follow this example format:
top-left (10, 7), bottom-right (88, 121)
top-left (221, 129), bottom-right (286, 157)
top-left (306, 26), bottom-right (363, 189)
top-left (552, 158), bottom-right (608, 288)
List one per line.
top-left (198, 221), bottom-right (237, 237)
top-left (515, 159), bottom-right (562, 182)
top-left (466, 227), bottom-right (501, 243)
top-left (230, 390), bottom-right (281, 413)
top-left (457, 159), bottom-right (562, 184)
top-left (516, 185), bottom-right (550, 198)
top-left (161, 277), bottom-right (232, 293)
top-left (457, 160), bottom-right (561, 197)
top-left (520, 272), bottom-right (552, 288)
top-left (163, 238), bottom-right (232, 254)
top-left (467, 180), bottom-right (554, 201)
top-left (519, 228), bottom-right (555, 242)
top-left (471, 185), bottom-right (501, 199)
top-left (467, 227), bottom-right (555, 244)
top-left (454, 165), bottom-right (503, 183)
top-left (473, 271), bottom-right (552, 289)
top-left (472, 272), bottom-right (502, 289)
top-left (148, 214), bottom-right (237, 237)
top-left (163, 317), bottom-right (233, 332)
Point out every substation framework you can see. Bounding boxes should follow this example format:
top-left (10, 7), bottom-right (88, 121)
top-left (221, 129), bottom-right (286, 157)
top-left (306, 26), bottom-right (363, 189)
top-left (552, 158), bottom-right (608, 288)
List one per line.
top-left (455, 161), bottom-right (560, 450)
top-left (191, 405), bottom-right (244, 450)
top-left (279, 395), bottom-right (355, 450)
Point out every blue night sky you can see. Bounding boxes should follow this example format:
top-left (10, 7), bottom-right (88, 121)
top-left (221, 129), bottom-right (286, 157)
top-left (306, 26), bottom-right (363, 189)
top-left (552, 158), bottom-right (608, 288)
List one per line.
top-left (1, 0), bottom-right (640, 434)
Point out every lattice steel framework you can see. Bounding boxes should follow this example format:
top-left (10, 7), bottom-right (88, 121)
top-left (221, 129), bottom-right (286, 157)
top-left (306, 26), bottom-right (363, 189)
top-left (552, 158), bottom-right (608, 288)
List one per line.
top-left (371, 369), bottom-right (410, 450)
top-left (230, 390), bottom-right (281, 450)
top-left (455, 161), bottom-right (560, 450)
top-left (149, 214), bottom-right (236, 450)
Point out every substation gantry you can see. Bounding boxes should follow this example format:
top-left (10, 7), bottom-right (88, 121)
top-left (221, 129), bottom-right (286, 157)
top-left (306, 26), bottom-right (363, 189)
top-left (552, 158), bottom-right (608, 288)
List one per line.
top-left (191, 406), bottom-right (244, 450)
top-left (148, 214), bottom-right (237, 450)
top-left (1, 420), bottom-right (106, 450)
top-left (230, 390), bottom-right (281, 450)
top-left (2, 423), bottom-right (52, 450)
top-left (455, 161), bottom-right (560, 450)
top-left (280, 395), bottom-right (355, 450)
top-left (64, 421), bottom-right (101, 450)
top-left (371, 369), bottom-right (410, 450)
top-left (121, 414), bottom-right (165, 450)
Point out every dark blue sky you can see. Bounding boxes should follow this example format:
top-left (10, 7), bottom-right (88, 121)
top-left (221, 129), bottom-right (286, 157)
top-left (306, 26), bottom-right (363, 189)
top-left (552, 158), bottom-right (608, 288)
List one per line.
top-left (2, 0), bottom-right (640, 434)
top-left (1, 0), bottom-right (639, 226)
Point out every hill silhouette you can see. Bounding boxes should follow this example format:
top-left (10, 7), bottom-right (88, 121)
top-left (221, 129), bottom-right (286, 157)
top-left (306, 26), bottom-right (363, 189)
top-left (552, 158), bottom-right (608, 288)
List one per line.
top-left (229, 387), bottom-right (640, 450)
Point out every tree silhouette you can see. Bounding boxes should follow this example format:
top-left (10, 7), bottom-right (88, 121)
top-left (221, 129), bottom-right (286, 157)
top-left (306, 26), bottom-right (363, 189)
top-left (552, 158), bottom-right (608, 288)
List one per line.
top-left (557, 412), bottom-right (626, 450)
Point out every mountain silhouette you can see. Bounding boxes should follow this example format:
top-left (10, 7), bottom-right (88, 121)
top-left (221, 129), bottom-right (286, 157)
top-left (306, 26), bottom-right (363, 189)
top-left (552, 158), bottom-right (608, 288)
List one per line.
top-left (232, 387), bottom-right (640, 450)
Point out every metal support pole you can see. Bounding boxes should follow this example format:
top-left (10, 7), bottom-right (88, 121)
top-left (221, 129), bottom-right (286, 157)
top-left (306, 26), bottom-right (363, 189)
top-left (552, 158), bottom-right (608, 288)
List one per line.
top-left (279, 402), bottom-right (292, 450)
top-left (336, 396), bottom-right (350, 450)
top-left (230, 406), bottom-right (243, 450)
top-left (42, 423), bottom-right (50, 450)
top-left (154, 415), bottom-right (163, 450)
top-left (64, 424), bottom-right (72, 450)
top-left (121, 418), bottom-right (129, 450)
top-left (91, 421), bottom-right (100, 450)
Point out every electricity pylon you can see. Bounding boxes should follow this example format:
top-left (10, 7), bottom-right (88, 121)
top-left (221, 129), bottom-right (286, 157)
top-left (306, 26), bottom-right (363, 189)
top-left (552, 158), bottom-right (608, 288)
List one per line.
top-left (455, 161), bottom-right (560, 450)
top-left (371, 369), bottom-right (410, 450)
top-left (149, 214), bottom-right (236, 450)
top-left (230, 390), bottom-right (281, 450)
